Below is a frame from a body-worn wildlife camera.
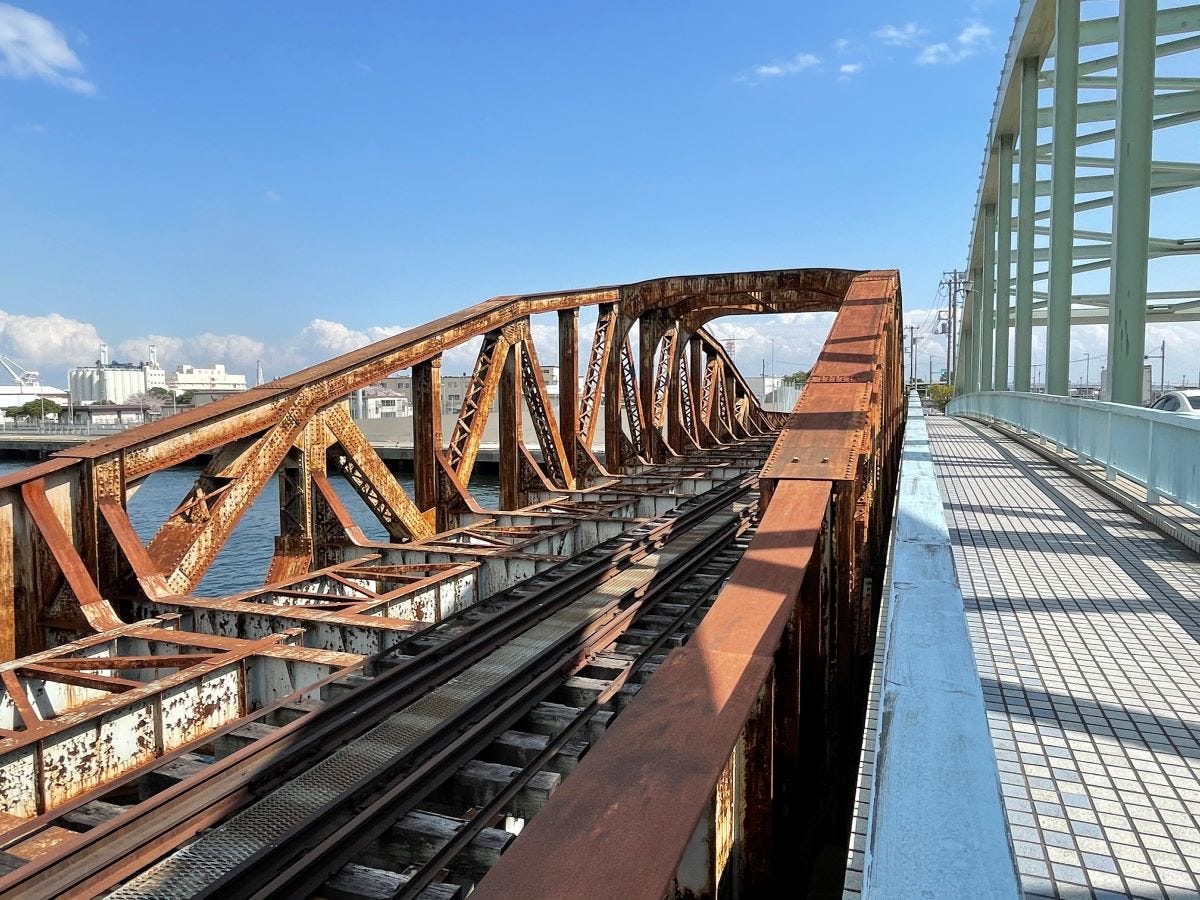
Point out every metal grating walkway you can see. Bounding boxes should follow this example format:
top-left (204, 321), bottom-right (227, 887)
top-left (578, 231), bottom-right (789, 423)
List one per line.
top-left (928, 415), bottom-right (1200, 900)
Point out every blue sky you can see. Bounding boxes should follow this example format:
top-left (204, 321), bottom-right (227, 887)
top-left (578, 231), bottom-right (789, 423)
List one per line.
top-left (1, 1), bottom-right (1016, 384)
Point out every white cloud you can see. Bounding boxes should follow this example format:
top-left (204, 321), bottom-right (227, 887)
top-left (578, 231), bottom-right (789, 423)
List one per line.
top-left (0, 310), bottom-right (104, 368)
top-left (916, 22), bottom-right (993, 65)
top-left (264, 190), bottom-right (281, 203)
top-left (0, 3), bottom-right (94, 95)
top-left (705, 313), bottom-right (837, 377)
top-left (753, 52), bottom-right (820, 78)
top-left (300, 319), bottom-right (406, 356)
top-left (916, 43), bottom-right (955, 65)
top-left (957, 22), bottom-right (992, 48)
top-left (839, 63), bottom-right (863, 78)
top-left (834, 38), bottom-right (853, 55)
top-left (873, 23), bottom-right (927, 46)
top-left (117, 332), bottom-right (269, 373)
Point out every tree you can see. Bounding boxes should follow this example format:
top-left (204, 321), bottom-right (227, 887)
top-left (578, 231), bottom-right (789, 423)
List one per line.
top-left (780, 368), bottom-right (810, 387)
top-left (148, 387), bottom-right (173, 402)
top-left (927, 383), bottom-right (954, 411)
top-left (4, 398), bottom-right (62, 420)
top-left (126, 392), bottom-right (166, 413)
top-left (176, 390), bottom-right (196, 406)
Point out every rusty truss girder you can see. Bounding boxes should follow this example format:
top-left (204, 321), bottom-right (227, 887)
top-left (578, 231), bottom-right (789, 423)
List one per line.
top-left (0, 267), bottom-right (890, 853)
top-left (477, 269), bottom-right (906, 900)
top-left (0, 267), bottom-right (904, 898)
top-left (0, 269), bottom-right (864, 660)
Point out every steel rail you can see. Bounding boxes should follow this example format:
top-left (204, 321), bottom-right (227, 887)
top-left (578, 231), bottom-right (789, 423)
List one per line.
top-left (389, 535), bottom-right (753, 900)
top-left (218, 503), bottom-right (752, 899)
top-left (0, 456), bottom-right (756, 856)
top-left (0, 465), bottom-right (762, 900)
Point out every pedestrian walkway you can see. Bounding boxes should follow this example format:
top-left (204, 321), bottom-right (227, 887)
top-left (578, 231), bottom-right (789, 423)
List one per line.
top-left (928, 415), bottom-right (1200, 900)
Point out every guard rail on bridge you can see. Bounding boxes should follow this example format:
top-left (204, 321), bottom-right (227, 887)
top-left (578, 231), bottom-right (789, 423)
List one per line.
top-left (949, 392), bottom-right (1200, 511)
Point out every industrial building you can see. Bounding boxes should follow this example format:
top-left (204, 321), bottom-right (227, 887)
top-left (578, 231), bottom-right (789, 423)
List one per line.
top-left (68, 344), bottom-right (168, 405)
top-left (168, 363), bottom-right (248, 394)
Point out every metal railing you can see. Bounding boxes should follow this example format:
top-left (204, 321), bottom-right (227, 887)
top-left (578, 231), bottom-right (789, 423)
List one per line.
top-left (0, 421), bottom-right (137, 436)
top-left (860, 395), bottom-right (1020, 898)
top-left (949, 391), bottom-right (1200, 510)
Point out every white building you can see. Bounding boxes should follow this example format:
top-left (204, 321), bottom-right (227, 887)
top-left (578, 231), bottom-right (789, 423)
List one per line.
top-left (372, 365), bottom-right (560, 416)
top-left (69, 344), bottom-right (168, 405)
top-left (169, 363), bottom-right (247, 394)
top-left (363, 390), bottom-right (412, 419)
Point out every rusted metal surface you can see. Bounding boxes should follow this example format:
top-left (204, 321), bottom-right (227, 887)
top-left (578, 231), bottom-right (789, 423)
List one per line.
top-left (325, 403), bottom-right (433, 542)
top-left (0, 617), bottom-right (361, 818)
top-left (0, 267), bottom-right (894, 886)
top-left (3, 269), bottom-right (837, 657)
top-left (0, 453), bottom-right (766, 898)
top-left (475, 270), bottom-right (904, 899)
top-left (472, 479), bottom-right (832, 900)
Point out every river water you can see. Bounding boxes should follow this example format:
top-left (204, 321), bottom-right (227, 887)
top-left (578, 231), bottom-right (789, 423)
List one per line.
top-left (0, 460), bottom-right (499, 596)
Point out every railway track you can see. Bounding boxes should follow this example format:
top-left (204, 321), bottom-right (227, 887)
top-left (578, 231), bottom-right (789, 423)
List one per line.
top-left (0, 455), bottom-right (766, 900)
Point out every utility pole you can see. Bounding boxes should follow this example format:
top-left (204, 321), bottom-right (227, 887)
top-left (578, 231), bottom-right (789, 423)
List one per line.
top-left (1145, 340), bottom-right (1166, 396)
top-left (941, 269), bottom-right (966, 385)
top-left (908, 324), bottom-right (917, 388)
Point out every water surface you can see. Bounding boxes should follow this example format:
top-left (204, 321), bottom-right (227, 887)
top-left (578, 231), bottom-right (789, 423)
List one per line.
top-left (0, 460), bottom-right (499, 595)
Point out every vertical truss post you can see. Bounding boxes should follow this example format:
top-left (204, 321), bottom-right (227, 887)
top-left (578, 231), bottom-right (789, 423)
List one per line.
top-left (705, 348), bottom-right (724, 441)
top-left (723, 365), bottom-right (740, 436)
top-left (1014, 55), bottom-right (1039, 392)
top-left (995, 133), bottom-right (1014, 391)
top-left (688, 335), bottom-right (704, 443)
top-left (980, 201), bottom-right (997, 392)
top-left (967, 268), bottom-right (983, 392)
top-left (1107, 0), bottom-right (1155, 406)
top-left (580, 304), bottom-right (616, 457)
top-left (956, 306), bottom-right (969, 395)
top-left (603, 316), bottom-right (629, 473)
top-left (412, 356), bottom-right (442, 526)
top-left (666, 325), bottom-right (687, 452)
top-left (1047, 0), bottom-right (1080, 396)
top-left (557, 308), bottom-right (579, 482)
top-left (88, 456), bottom-right (130, 599)
top-left (500, 337), bottom-right (523, 508)
top-left (266, 416), bottom-right (327, 583)
top-left (638, 313), bottom-right (662, 462)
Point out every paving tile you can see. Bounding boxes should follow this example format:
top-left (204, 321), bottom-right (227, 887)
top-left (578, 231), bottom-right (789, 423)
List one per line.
top-left (928, 418), bottom-right (1200, 900)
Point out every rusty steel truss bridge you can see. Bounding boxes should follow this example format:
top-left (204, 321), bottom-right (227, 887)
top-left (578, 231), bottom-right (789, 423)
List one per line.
top-left (0, 268), bottom-right (903, 899)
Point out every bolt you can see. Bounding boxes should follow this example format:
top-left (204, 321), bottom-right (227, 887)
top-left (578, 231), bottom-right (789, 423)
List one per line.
top-left (821, 456), bottom-right (830, 463)
top-left (791, 456), bottom-right (799, 463)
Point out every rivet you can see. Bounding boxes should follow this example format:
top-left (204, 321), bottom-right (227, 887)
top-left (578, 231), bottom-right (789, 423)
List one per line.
top-left (791, 456), bottom-right (800, 463)
top-left (821, 456), bottom-right (830, 463)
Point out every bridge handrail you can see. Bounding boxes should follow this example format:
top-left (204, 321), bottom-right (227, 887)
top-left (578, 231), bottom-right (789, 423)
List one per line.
top-left (860, 394), bottom-right (1020, 898)
top-left (949, 391), bottom-right (1200, 511)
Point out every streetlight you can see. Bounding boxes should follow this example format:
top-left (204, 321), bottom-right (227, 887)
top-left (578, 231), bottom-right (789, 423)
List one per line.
top-left (1144, 340), bottom-right (1166, 398)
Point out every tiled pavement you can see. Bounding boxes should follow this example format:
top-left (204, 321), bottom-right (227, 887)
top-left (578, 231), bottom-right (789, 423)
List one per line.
top-left (928, 416), bottom-right (1200, 900)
